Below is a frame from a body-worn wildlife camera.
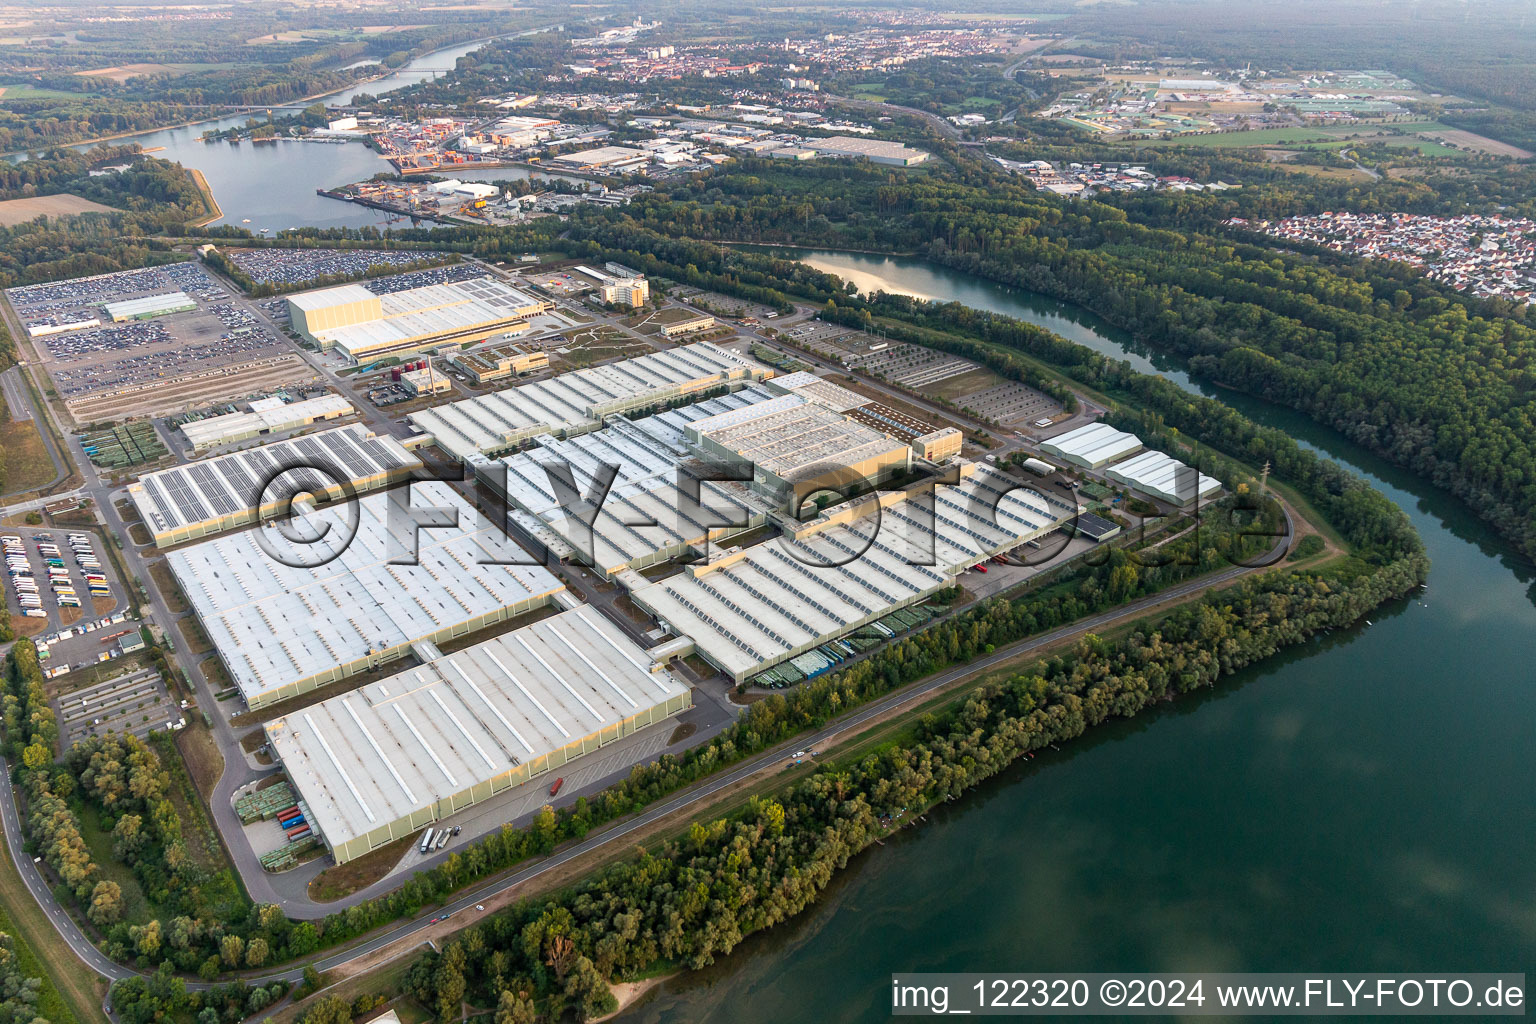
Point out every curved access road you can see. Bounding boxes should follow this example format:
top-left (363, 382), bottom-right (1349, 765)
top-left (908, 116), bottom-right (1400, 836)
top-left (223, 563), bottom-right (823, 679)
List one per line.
top-left (0, 755), bottom-right (139, 983)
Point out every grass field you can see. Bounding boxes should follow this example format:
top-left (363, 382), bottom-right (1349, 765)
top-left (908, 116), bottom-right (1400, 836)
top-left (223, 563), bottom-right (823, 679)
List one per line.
top-left (1148, 125), bottom-right (1375, 147)
top-left (0, 84), bottom-right (97, 101)
top-left (309, 836), bottom-right (412, 902)
top-left (0, 418), bottom-right (55, 493)
top-left (146, 562), bottom-right (187, 614)
top-left (74, 63), bottom-right (183, 83)
top-left (176, 615), bottom-right (212, 655)
top-left (0, 827), bottom-right (105, 1024)
top-left (78, 805), bottom-right (158, 926)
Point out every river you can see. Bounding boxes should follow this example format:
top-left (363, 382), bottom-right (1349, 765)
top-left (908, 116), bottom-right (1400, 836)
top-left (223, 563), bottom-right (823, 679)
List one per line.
top-left (620, 251), bottom-right (1536, 1021)
top-left (36, 33), bottom-right (564, 230)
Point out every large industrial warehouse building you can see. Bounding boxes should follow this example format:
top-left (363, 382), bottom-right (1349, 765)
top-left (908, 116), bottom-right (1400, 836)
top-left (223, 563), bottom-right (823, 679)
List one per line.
top-left (409, 342), bottom-right (773, 460)
top-left (179, 393), bottom-right (355, 451)
top-left (265, 606), bottom-right (691, 864)
top-left (684, 392), bottom-right (913, 502)
top-left (128, 424), bottom-right (420, 547)
top-left (1105, 449), bottom-right (1221, 507)
top-left (632, 463), bottom-right (1074, 682)
top-left (1039, 422), bottom-right (1143, 470)
top-left (286, 278), bottom-right (550, 363)
top-left (478, 390), bottom-right (779, 578)
top-left (169, 482), bottom-right (565, 710)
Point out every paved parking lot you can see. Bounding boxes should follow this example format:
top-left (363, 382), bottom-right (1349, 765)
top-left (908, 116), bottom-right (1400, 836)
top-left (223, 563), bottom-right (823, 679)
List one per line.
top-left (676, 288), bottom-right (786, 323)
top-left (361, 262), bottom-right (488, 295)
top-left (226, 248), bottom-right (455, 287)
top-left (3, 526), bottom-right (123, 633)
top-left (53, 665), bottom-right (181, 746)
top-left (7, 261), bottom-right (312, 420)
top-left (962, 381), bottom-right (1062, 427)
top-left (7, 262), bottom-right (225, 334)
top-left (778, 319), bottom-right (858, 347)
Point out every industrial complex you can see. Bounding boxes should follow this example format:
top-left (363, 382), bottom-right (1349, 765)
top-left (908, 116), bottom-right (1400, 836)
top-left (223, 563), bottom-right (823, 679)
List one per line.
top-left (1042, 422), bottom-right (1219, 506)
top-left (478, 387), bottom-right (782, 578)
top-left (265, 606), bottom-right (690, 864)
top-left (287, 278), bottom-right (551, 363)
top-left (179, 393), bottom-right (356, 451)
top-left (169, 482), bottom-right (565, 709)
top-left (408, 341), bottom-right (774, 459)
top-left (685, 392), bottom-right (914, 502)
top-left (1040, 421), bottom-right (1143, 469)
top-left (129, 424), bottom-right (419, 547)
top-left (631, 461), bottom-right (1076, 682)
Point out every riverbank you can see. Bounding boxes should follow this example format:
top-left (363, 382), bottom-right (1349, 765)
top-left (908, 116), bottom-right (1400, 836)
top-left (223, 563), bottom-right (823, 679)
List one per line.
top-left (599, 974), bottom-right (678, 1022)
top-left (186, 167), bottom-right (222, 227)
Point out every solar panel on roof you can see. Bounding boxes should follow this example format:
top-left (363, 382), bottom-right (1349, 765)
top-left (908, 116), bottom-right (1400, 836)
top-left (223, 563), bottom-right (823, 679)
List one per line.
top-left (319, 431), bottom-right (373, 477)
top-left (188, 463), bottom-right (238, 516)
top-left (354, 435), bottom-right (400, 468)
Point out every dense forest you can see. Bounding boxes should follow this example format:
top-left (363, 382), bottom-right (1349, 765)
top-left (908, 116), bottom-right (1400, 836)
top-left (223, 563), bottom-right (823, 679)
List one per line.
top-left (0, 147), bottom-right (214, 288)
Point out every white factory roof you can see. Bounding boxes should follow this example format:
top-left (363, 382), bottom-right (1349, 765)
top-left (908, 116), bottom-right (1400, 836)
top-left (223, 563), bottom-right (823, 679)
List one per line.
top-left (317, 279), bottom-right (545, 356)
top-left (635, 516), bottom-right (952, 680)
top-left (288, 283), bottom-right (376, 312)
top-left (130, 424), bottom-right (419, 535)
top-left (266, 605), bottom-right (688, 851)
top-left (635, 464), bottom-right (1074, 678)
top-left (1039, 421), bottom-right (1143, 468)
top-left (410, 342), bottom-right (772, 460)
top-left (168, 482), bottom-right (565, 704)
top-left (687, 393), bottom-right (904, 480)
top-left (1105, 449), bottom-right (1221, 505)
top-left (490, 409), bottom-right (774, 573)
top-left (765, 370), bottom-right (871, 413)
top-left (179, 394), bottom-right (355, 449)
top-left (103, 291), bottom-right (194, 319)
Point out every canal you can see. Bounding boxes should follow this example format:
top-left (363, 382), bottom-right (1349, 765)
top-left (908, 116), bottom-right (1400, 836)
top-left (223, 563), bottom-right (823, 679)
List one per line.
top-left (619, 250), bottom-right (1536, 1021)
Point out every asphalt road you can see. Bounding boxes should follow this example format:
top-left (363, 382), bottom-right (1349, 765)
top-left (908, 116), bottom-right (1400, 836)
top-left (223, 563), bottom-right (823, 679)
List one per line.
top-left (0, 754), bottom-right (138, 983)
top-left (0, 367), bottom-right (33, 421)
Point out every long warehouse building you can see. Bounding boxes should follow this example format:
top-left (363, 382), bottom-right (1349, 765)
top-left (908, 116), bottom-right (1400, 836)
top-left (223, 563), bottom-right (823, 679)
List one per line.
top-left (287, 277), bottom-right (551, 363)
top-left (169, 482), bottom-right (565, 709)
top-left (1039, 421), bottom-right (1143, 470)
top-left (129, 424), bottom-right (420, 547)
top-left (478, 390), bottom-right (780, 579)
top-left (685, 392), bottom-right (913, 502)
top-left (633, 463), bottom-right (1074, 683)
top-left (1105, 449), bottom-right (1222, 507)
top-left (180, 393), bottom-right (355, 451)
top-left (265, 606), bottom-right (691, 864)
top-left (409, 341), bottom-right (773, 460)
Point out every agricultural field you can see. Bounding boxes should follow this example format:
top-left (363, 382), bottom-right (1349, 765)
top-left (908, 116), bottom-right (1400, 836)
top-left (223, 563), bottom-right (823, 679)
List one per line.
top-left (0, 83), bottom-right (94, 101)
top-left (0, 193), bottom-right (113, 226)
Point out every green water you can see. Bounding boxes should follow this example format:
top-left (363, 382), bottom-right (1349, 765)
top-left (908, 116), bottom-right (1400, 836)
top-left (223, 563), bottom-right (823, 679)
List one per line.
top-left (623, 250), bottom-right (1536, 1021)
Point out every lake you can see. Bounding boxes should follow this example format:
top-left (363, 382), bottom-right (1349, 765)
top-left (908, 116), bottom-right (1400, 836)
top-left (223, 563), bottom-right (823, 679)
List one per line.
top-left (35, 32), bottom-right (567, 230)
